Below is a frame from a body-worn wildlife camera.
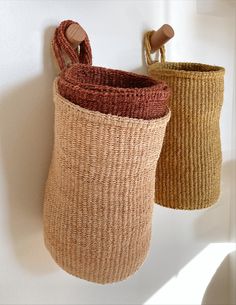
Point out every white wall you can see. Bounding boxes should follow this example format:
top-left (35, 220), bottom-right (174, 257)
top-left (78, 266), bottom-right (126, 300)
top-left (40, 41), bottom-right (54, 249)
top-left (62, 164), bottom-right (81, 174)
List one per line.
top-left (0, 1), bottom-right (235, 304)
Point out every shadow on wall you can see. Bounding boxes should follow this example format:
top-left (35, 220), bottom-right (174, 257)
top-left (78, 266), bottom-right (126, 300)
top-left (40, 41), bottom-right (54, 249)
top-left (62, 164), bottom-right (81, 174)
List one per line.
top-left (106, 160), bottom-right (234, 305)
top-left (0, 26), bottom-right (56, 275)
top-left (202, 251), bottom-right (235, 305)
top-left (193, 159), bottom-right (235, 243)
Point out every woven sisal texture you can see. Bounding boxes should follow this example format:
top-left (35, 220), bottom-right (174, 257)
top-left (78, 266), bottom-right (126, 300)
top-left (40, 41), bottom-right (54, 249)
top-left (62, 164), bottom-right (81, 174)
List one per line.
top-left (144, 31), bottom-right (225, 210)
top-left (58, 63), bottom-right (170, 119)
top-left (43, 81), bottom-right (170, 284)
top-left (53, 20), bottom-right (170, 120)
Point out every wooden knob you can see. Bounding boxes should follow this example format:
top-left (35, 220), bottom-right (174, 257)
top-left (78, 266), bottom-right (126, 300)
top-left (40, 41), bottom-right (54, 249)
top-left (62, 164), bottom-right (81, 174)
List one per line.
top-left (66, 23), bottom-right (87, 48)
top-left (150, 24), bottom-right (174, 53)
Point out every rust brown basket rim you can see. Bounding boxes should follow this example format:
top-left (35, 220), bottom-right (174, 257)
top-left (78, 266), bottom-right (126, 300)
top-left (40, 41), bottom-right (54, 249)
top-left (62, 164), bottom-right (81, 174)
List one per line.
top-left (54, 79), bottom-right (171, 127)
top-left (60, 63), bottom-right (171, 98)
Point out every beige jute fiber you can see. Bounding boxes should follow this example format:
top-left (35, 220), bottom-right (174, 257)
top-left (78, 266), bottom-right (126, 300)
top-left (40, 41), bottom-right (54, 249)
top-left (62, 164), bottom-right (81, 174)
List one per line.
top-left (44, 80), bottom-right (170, 284)
top-left (144, 31), bottom-right (225, 210)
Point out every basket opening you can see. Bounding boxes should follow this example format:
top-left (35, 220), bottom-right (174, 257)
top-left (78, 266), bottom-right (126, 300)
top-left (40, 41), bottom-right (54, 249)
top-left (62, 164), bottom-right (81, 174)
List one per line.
top-left (161, 62), bottom-right (224, 73)
top-left (66, 64), bottom-right (158, 89)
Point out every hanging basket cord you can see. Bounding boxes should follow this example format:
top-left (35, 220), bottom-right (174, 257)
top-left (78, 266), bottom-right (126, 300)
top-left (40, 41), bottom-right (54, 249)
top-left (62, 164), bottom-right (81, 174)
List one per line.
top-left (144, 31), bottom-right (166, 65)
top-left (52, 20), bottom-right (92, 71)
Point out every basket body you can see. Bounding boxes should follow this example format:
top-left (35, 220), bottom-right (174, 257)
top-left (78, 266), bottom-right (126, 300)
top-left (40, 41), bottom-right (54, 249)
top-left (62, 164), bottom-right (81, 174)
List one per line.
top-left (148, 62), bottom-right (225, 209)
top-left (44, 81), bottom-right (170, 283)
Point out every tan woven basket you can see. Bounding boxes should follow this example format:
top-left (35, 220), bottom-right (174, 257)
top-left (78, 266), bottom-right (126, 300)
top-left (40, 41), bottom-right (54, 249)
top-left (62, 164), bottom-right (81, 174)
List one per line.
top-left (144, 31), bottom-right (225, 210)
top-left (44, 81), bottom-right (170, 284)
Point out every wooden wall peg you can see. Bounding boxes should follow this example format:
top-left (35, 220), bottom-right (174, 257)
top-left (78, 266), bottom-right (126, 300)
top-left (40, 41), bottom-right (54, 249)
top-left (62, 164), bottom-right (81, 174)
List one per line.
top-left (66, 23), bottom-right (87, 48)
top-left (150, 24), bottom-right (174, 53)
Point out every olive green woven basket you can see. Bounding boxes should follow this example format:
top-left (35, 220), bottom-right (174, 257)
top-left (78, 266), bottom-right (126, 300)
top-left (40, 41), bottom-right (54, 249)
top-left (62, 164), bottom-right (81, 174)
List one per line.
top-left (144, 31), bottom-right (225, 210)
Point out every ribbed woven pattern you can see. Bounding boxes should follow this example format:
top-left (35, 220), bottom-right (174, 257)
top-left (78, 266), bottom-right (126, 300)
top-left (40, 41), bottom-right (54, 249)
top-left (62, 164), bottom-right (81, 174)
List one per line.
top-left (43, 81), bottom-right (171, 283)
top-left (52, 20), bottom-right (92, 70)
top-left (147, 61), bottom-right (225, 209)
top-left (58, 63), bottom-right (170, 119)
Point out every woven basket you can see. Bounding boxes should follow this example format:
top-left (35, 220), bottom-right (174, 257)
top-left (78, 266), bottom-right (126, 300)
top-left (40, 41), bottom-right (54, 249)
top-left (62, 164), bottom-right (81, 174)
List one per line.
top-left (44, 21), bottom-right (171, 284)
top-left (44, 82), bottom-right (170, 283)
top-left (144, 31), bottom-right (225, 210)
